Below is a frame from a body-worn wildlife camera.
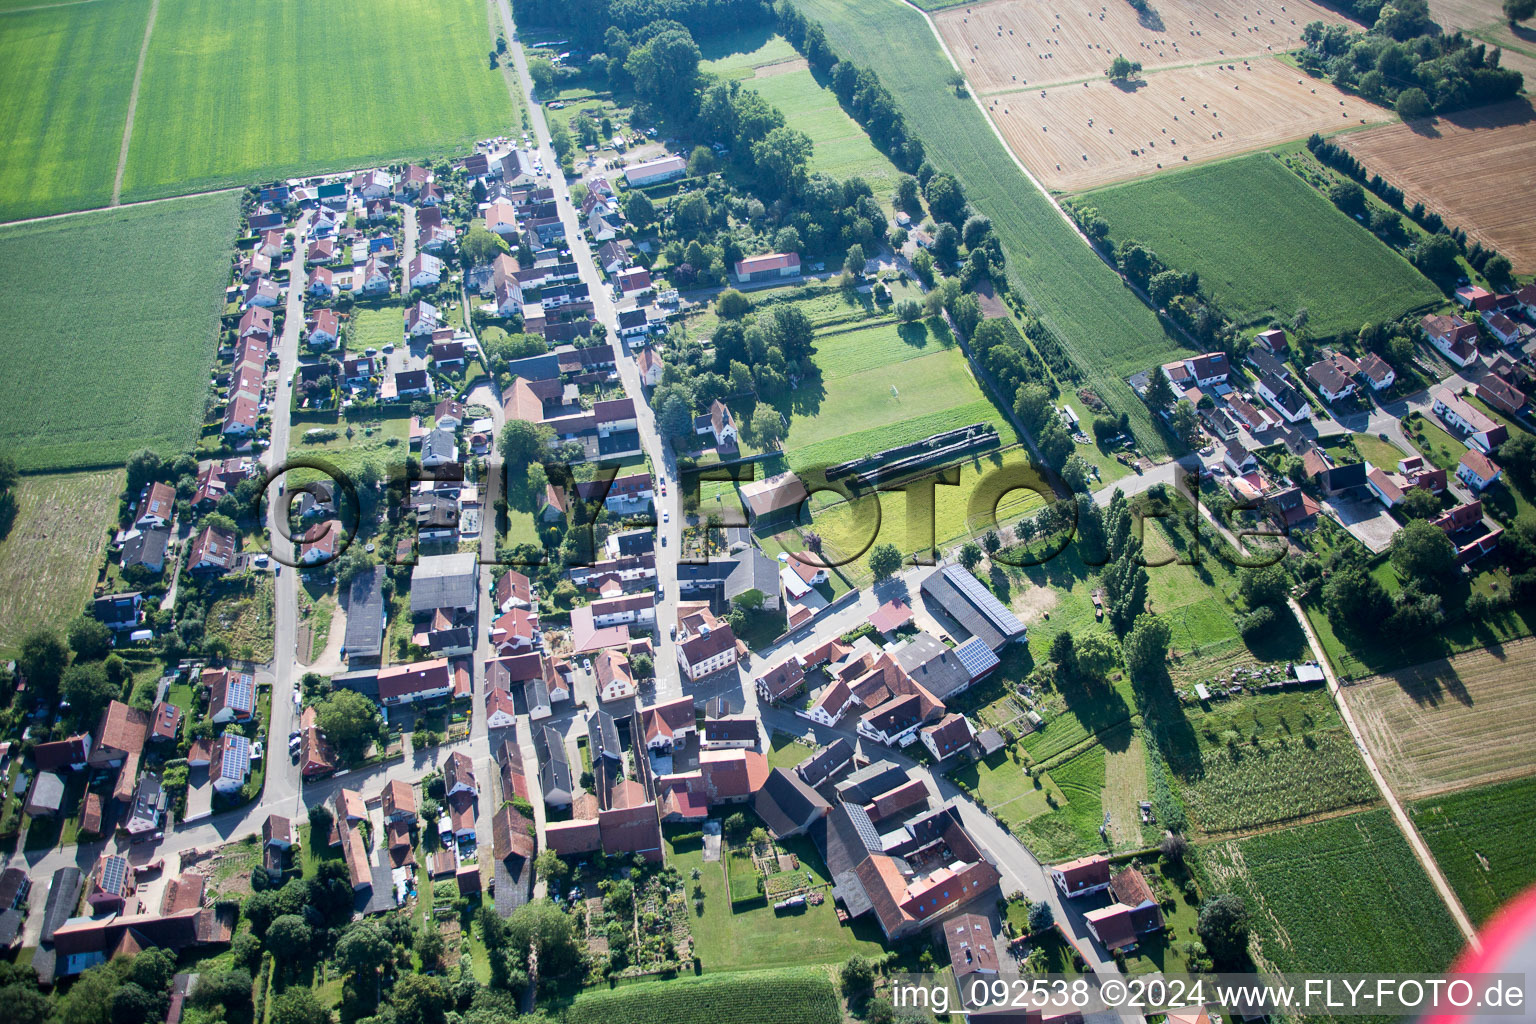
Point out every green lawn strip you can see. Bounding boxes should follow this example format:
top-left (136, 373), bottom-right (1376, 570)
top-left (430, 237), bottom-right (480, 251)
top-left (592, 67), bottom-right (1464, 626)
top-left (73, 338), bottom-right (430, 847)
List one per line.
top-left (742, 65), bottom-right (903, 202)
top-left (793, 0), bottom-right (1185, 456)
top-left (0, 192), bottom-right (240, 470)
top-left (0, 0), bottom-right (147, 220)
top-left (766, 730), bottom-right (815, 772)
top-left (1080, 153), bottom-right (1442, 338)
top-left (290, 414), bottom-right (413, 484)
top-left (1010, 742), bottom-right (1107, 862)
top-left (121, 0), bottom-right (517, 201)
top-left (1410, 775), bottom-right (1536, 926)
top-left (1351, 431), bottom-right (1409, 470)
top-left (811, 318), bottom-right (953, 380)
top-left (1193, 809), bottom-right (1463, 979)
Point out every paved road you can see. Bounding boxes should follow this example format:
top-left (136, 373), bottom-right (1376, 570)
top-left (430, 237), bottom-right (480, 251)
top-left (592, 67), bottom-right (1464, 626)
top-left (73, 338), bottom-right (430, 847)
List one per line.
top-left (498, 12), bottom-right (686, 695)
top-left (1287, 597), bottom-right (1481, 949)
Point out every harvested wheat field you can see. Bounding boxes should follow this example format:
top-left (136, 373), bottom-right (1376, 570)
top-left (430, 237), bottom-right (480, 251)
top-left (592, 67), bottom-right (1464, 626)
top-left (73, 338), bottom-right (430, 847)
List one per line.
top-left (936, 0), bottom-right (1355, 93)
top-left (1342, 639), bottom-right (1536, 800)
top-left (1341, 101), bottom-right (1536, 274)
top-left (988, 58), bottom-right (1388, 191)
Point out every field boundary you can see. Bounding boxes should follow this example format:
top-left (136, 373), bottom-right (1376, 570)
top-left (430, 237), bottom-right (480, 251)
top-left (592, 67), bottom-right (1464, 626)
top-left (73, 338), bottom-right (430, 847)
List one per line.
top-left (1288, 597), bottom-right (1481, 947)
top-left (112, 0), bottom-right (158, 205)
top-left (0, 184), bottom-right (242, 229)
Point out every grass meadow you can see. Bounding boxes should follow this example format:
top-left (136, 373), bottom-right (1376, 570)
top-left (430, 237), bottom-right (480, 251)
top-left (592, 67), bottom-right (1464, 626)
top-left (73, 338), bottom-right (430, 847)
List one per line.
top-left (0, 470), bottom-right (123, 656)
top-left (1196, 809), bottom-right (1464, 976)
top-left (792, 0), bottom-right (1189, 457)
top-left (0, 0), bottom-right (148, 220)
top-left (0, 191), bottom-right (240, 470)
top-left (1412, 775), bottom-right (1536, 925)
top-left (564, 967), bottom-right (841, 1024)
top-left (120, 0), bottom-right (518, 201)
top-left (701, 32), bottom-right (900, 201)
top-left (1082, 154), bottom-right (1443, 338)
top-left (348, 303), bottom-right (405, 353)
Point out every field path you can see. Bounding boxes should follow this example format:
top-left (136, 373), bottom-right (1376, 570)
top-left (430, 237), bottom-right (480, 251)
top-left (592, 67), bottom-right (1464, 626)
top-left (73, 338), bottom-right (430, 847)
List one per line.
top-left (111, 0), bottom-right (159, 206)
top-left (1288, 597), bottom-right (1482, 948)
top-left (0, 185), bottom-right (241, 227)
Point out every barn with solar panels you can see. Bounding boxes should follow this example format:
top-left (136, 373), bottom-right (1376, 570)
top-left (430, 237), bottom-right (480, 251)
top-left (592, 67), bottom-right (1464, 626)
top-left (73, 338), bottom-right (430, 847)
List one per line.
top-left (917, 564), bottom-right (1026, 651)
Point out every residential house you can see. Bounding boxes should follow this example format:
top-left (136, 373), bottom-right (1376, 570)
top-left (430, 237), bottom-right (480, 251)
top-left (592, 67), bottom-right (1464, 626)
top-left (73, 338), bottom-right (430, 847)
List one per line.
top-left (210, 734), bottom-right (251, 794)
top-left (410, 552), bottom-right (478, 614)
top-left (1160, 351), bottom-right (1230, 388)
top-left (381, 780), bottom-right (416, 823)
top-left (1458, 449), bottom-right (1503, 492)
top-left (1477, 375), bottom-right (1526, 416)
top-left (675, 614), bottom-right (739, 681)
top-left (945, 913), bottom-right (1000, 989)
top-left (1357, 352), bottom-right (1395, 391)
top-left (1256, 372), bottom-right (1310, 423)
top-left (204, 669), bottom-right (255, 724)
top-left (636, 345), bottom-right (663, 386)
top-left (125, 774), bottom-right (165, 836)
top-left (1432, 385), bottom-right (1508, 452)
top-left (695, 399), bottom-right (738, 448)
top-left (616, 267), bottom-right (652, 297)
top-left (1253, 327), bottom-right (1287, 354)
top-left (595, 649), bottom-right (638, 703)
top-left (1306, 355), bottom-right (1357, 403)
top-left (638, 697), bottom-right (697, 751)
top-left (188, 524), bottom-right (238, 575)
top-left (408, 253), bottom-right (444, 289)
top-left (535, 726), bottom-right (573, 807)
top-left (307, 309), bottom-right (340, 348)
top-left (1051, 854), bottom-right (1111, 897)
top-left (751, 768), bottom-right (830, 839)
top-left (921, 713), bottom-right (975, 761)
top-left (1423, 314), bottom-right (1480, 369)
top-left (376, 659), bottom-right (453, 705)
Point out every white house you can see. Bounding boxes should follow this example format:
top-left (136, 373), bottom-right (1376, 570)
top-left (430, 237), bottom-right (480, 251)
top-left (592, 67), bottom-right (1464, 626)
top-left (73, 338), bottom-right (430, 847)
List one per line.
top-left (408, 253), bottom-right (444, 289)
top-left (1457, 449), bottom-right (1503, 492)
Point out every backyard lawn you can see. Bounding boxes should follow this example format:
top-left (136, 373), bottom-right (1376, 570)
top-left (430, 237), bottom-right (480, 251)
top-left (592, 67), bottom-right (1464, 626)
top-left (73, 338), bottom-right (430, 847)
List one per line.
top-left (664, 828), bottom-right (887, 973)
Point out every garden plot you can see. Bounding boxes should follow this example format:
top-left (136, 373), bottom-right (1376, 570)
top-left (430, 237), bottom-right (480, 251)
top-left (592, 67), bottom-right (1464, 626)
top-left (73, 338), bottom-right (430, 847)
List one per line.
top-left (988, 59), bottom-right (1388, 192)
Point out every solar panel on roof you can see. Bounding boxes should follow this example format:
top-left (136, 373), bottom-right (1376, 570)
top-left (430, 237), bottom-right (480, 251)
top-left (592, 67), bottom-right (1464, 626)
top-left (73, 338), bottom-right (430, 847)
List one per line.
top-left (100, 856), bottom-right (126, 894)
top-left (954, 637), bottom-right (1000, 678)
top-left (230, 675), bottom-right (255, 711)
top-left (942, 565), bottom-right (1025, 635)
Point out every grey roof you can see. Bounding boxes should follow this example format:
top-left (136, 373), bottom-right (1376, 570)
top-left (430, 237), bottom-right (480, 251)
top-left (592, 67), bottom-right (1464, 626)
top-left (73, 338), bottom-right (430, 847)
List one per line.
top-left (504, 351), bottom-right (560, 381)
top-left (725, 548), bottom-right (779, 603)
top-left (41, 866), bottom-right (83, 942)
top-left (422, 427), bottom-right (458, 464)
top-left (892, 632), bottom-right (974, 700)
top-left (614, 529), bottom-right (654, 556)
top-left (919, 565), bottom-right (1024, 651)
top-left (93, 592), bottom-right (141, 629)
top-left (344, 566), bottom-right (386, 658)
top-left (524, 675), bottom-right (551, 715)
top-left (834, 760), bottom-right (910, 804)
top-left (0, 908), bottom-right (21, 948)
top-left (797, 738), bottom-right (853, 788)
top-left (410, 552), bottom-right (479, 613)
top-left (587, 709), bottom-right (622, 762)
top-left (27, 772), bottom-right (65, 813)
top-left (122, 528), bottom-right (170, 570)
top-left (536, 725), bottom-right (571, 798)
top-left (753, 768), bottom-right (831, 838)
top-left (1247, 347), bottom-right (1288, 379)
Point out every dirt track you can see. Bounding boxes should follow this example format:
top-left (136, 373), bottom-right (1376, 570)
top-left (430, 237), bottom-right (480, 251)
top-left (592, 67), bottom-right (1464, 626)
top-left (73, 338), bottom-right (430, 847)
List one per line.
top-left (986, 58), bottom-right (1388, 192)
top-left (937, 0), bottom-right (1355, 92)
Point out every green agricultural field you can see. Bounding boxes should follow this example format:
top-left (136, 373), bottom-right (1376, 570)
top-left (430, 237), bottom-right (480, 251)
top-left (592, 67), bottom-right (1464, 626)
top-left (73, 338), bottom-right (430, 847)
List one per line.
top-left (699, 28), bottom-right (801, 78)
top-left (1082, 155), bottom-right (1443, 338)
top-left (0, 192), bottom-right (240, 470)
top-left (1197, 810), bottom-right (1463, 975)
top-left (565, 967), bottom-right (841, 1024)
top-left (792, 0), bottom-right (1188, 456)
top-left (1412, 775), bottom-right (1536, 925)
top-left (120, 0), bottom-right (517, 201)
top-left (0, 0), bottom-right (146, 220)
top-left (0, 470), bottom-right (124, 655)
